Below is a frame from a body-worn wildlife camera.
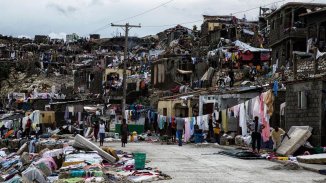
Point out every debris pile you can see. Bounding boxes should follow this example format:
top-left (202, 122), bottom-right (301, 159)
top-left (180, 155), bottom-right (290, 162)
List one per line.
top-left (0, 134), bottom-right (171, 183)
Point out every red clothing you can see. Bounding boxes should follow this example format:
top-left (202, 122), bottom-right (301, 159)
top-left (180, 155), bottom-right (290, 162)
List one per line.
top-left (26, 119), bottom-right (32, 128)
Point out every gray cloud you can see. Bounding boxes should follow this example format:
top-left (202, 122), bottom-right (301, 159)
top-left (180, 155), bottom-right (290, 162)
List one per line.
top-left (47, 3), bottom-right (77, 16)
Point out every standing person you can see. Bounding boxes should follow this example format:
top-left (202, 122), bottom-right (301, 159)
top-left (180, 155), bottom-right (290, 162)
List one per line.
top-left (79, 119), bottom-right (84, 136)
top-left (248, 116), bottom-right (264, 153)
top-left (271, 126), bottom-right (288, 151)
top-left (25, 118), bottom-right (32, 136)
top-left (93, 121), bottom-right (99, 142)
top-left (120, 119), bottom-right (129, 147)
top-left (208, 114), bottom-right (214, 141)
top-left (176, 114), bottom-right (185, 146)
top-left (35, 124), bottom-right (41, 139)
top-left (170, 117), bottom-right (176, 143)
top-left (99, 121), bottom-right (106, 146)
top-left (228, 68), bottom-right (235, 87)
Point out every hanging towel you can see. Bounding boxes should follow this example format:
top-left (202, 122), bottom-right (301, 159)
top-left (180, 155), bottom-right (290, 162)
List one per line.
top-left (233, 105), bottom-right (240, 118)
top-left (196, 116), bottom-right (202, 129)
top-left (221, 110), bottom-right (228, 132)
top-left (214, 110), bottom-right (219, 121)
top-left (202, 115), bottom-right (209, 131)
top-left (190, 117), bottom-right (195, 136)
top-left (154, 65), bottom-right (157, 85)
top-left (239, 103), bottom-right (247, 136)
top-left (262, 103), bottom-right (271, 142)
top-left (184, 118), bottom-right (191, 142)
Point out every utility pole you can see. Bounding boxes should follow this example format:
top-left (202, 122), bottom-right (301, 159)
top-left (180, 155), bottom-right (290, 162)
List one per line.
top-left (111, 23), bottom-right (141, 120)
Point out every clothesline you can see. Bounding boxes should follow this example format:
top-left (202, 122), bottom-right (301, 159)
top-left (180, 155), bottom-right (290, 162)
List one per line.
top-left (152, 89), bottom-right (275, 142)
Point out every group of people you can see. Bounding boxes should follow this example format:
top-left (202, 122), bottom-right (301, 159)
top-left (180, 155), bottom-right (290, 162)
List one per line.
top-left (91, 120), bottom-right (106, 146)
top-left (74, 114), bottom-right (107, 147)
top-left (0, 117), bottom-right (42, 140)
top-left (248, 116), bottom-right (289, 153)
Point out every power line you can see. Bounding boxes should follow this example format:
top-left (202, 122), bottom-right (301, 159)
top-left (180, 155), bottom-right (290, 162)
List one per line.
top-left (142, 0), bottom-right (288, 28)
top-left (142, 19), bottom-right (202, 28)
top-left (89, 0), bottom-right (174, 34)
top-left (90, 24), bottom-right (110, 34)
top-left (113, 0), bottom-right (175, 23)
top-left (232, 0), bottom-right (286, 15)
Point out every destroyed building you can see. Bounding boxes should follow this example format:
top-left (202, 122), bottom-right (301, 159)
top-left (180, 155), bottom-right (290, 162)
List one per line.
top-left (90, 34), bottom-right (100, 40)
top-left (200, 15), bottom-right (262, 49)
top-left (267, 2), bottom-right (326, 68)
top-left (34, 35), bottom-right (50, 44)
top-left (66, 33), bottom-right (80, 43)
top-left (300, 7), bottom-right (326, 53)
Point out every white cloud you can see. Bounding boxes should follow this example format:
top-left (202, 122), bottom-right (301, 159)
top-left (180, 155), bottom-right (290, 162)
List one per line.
top-left (0, 0), bottom-right (325, 38)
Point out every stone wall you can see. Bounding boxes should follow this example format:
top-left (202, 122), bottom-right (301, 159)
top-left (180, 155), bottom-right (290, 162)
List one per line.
top-left (285, 80), bottom-right (324, 146)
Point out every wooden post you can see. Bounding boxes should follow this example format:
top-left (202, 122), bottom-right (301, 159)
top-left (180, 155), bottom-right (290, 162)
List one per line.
top-left (313, 47), bottom-right (318, 74)
top-left (293, 54), bottom-right (297, 80)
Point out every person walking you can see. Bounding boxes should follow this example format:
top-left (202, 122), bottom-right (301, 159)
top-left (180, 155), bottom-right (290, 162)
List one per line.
top-left (120, 119), bottom-right (129, 147)
top-left (25, 118), bottom-right (32, 136)
top-left (248, 116), bottom-right (264, 153)
top-left (99, 121), bottom-right (106, 146)
top-left (208, 114), bottom-right (214, 141)
top-left (170, 117), bottom-right (176, 143)
top-left (176, 114), bottom-right (185, 146)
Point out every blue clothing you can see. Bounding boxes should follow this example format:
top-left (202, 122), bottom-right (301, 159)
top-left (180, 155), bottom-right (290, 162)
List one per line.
top-left (273, 80), bottom-right (278, 96)
top-left (177, 130), bottom-right (183, 146)
top-left (29, 139), bottom-right (37, 153)
top-left (99, 133), bottom-right (105, 141)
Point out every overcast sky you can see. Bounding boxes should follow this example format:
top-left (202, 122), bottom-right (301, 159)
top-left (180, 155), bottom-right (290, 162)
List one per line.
top-left (0, 0), bottom-right (324, 39)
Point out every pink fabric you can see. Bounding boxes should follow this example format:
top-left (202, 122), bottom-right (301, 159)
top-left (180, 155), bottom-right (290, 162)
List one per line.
top-left (183, 118), bottom-right (191, 143)
top-left (259, 93), bottom-right (270, 142)
top-left (35, 157), bottom-right (57, 170)
top-left (233, 105), bottom-right (240, 118)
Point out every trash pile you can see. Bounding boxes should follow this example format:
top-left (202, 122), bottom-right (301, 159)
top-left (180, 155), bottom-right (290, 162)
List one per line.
top-left (0, 135), bottom-right (171, 183)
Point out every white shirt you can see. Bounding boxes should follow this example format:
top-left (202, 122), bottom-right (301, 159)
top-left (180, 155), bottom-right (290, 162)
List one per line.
top-left (99, 124), bottom-right (105, 133)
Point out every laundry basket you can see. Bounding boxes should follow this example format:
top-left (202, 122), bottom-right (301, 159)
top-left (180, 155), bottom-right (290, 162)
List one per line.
top-left (133, 152), bottom-right (146, 170)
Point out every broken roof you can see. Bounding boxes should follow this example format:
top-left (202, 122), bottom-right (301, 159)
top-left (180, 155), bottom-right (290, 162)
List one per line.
top-left (234, 40), bottom-right (271, 52)
top-left (299, 7), bottom-right (326, 17)
top-left (266, 2), bottom-right (326, 19)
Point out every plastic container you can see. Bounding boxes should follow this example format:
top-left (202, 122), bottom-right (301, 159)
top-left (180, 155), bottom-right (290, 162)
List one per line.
top-left (133, 152), bottom-right (146, 170)
top-left (70, 170), bottom-right (86, 177)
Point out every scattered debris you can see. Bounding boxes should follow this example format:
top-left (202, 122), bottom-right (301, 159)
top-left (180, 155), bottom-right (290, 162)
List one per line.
top-left (267, 162), bottom-right (302, 170)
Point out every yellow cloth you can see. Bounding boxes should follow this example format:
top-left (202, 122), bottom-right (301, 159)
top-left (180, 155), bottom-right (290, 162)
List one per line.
top-left (264, 90), bottom-right (274, 116)
top-left (213, 127), bottom-right (221, 134)
top-left (221, 110), bottom-right (228, 132)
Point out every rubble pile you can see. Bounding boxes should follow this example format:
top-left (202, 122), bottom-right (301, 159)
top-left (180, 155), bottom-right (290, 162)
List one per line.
top-left (285, 57), bottom-right (326, 80)
top-left (0, 135), bottom-right (171, 183)
top-left (0, 69), bottom-right (73, 99)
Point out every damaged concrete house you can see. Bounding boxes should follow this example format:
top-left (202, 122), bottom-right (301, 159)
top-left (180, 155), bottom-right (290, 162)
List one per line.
top-left (267, 2), bottom-right (326, 68)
